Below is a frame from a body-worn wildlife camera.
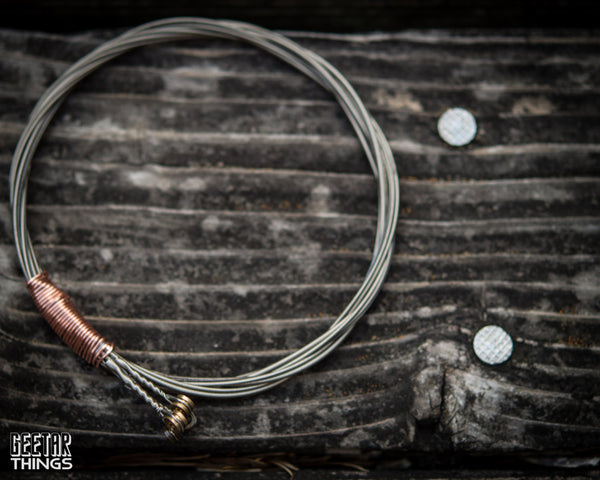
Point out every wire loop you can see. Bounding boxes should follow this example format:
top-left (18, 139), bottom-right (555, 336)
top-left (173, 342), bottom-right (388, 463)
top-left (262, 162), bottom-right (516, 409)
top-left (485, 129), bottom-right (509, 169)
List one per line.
top-left (10, 18), bottom-right (400, 400)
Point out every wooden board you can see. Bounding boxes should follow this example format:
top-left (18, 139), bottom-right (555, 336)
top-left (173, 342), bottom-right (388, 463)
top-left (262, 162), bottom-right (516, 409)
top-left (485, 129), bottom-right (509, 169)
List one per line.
top-left (0, 27), bottom-right (599, 470)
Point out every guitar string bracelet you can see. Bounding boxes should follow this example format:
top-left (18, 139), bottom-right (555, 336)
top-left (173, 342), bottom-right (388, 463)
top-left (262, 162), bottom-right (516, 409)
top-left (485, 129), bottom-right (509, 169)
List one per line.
top-left (9, 17), bottom-right (400, 441)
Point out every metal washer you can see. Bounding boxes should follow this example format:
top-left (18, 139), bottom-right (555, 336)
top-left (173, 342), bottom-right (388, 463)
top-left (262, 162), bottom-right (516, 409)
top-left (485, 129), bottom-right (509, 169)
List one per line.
top-left (473, 325), bottom-right (513, 365)
top-left (437, 107), bottom-right (477, 146)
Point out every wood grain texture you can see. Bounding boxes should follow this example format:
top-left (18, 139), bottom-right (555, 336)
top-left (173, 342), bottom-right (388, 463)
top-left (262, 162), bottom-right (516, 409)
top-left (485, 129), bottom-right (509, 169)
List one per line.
top-left (0, 27), bottom-right (599, 466)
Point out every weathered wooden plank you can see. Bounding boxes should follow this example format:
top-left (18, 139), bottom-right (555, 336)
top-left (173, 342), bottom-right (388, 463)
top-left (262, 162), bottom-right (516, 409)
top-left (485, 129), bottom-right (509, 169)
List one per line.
top-left (1, 206), bottom-right (599, 257)
top-left (2, 244), bottom-right (596, 285)
top-left (0, 28), bottom-right (599, 465)
top-left (3, 29), bottom-right (600, 72)
top-left (3, 90), bottom-right (600, 147)
top-left (2, 124), bottom-right (599, 181)
top-left (2, 326), bottom-right (599, 452)
top-left (4, 52), bottom-right (600, 117)
top-left (3, 469), bottom-right (598, 480)
top-left (1, 33), bottom-right (599, 84)
top-left (1, 161), bottom-right (597, 221)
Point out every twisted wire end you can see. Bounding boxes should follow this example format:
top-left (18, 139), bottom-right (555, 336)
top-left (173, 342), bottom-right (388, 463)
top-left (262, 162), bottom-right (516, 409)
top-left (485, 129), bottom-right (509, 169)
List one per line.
top-left (104, 354), bottom-right (197, 441)
top-left (27, 271), bottom-right (114, 367)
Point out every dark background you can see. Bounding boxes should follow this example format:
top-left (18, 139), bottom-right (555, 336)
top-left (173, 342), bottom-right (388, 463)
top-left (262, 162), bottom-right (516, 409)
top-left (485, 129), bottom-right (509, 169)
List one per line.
top-left (1, 0), bottom-right (599, 33)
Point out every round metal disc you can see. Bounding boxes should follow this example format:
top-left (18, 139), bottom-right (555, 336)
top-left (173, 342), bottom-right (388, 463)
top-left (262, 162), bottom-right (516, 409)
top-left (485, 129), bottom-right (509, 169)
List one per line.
top-left (437, 107), bottom-right (477, 146)
top-left (473, 325), bottom-right (513, 365)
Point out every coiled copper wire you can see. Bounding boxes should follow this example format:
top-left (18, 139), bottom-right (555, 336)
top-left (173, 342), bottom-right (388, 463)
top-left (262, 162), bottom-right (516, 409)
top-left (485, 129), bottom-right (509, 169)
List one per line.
top-left (26, 271), bottom-right (113, 367)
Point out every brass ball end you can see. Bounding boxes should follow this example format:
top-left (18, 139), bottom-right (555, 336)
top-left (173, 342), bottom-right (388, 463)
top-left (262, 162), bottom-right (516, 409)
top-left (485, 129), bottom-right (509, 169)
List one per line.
top-left (162, 409), bottom-right (188, 442)
top-left (171, 394), bottom-right (195, 422)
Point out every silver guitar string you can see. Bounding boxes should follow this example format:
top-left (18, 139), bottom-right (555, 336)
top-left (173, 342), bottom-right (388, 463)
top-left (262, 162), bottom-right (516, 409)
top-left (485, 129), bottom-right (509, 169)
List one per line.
top-left (10, 18), bottom-right (400, 405)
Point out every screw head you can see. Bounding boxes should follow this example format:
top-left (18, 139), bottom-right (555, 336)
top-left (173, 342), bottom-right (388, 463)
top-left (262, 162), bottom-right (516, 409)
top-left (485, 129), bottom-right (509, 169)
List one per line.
top-left (473, 325), bottom-right (513, 365)
top-left (437, 108), bottom-right (477, 146)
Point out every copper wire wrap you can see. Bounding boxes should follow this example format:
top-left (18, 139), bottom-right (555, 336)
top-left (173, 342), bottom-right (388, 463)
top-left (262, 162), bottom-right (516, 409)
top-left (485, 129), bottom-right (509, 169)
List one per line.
top-left (26, 271), bottom-right (114, 367)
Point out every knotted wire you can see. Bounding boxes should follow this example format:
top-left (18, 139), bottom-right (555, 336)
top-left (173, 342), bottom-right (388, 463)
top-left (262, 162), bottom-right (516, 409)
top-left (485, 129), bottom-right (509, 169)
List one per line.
top-left (10, 18), bottom-right (400, 399)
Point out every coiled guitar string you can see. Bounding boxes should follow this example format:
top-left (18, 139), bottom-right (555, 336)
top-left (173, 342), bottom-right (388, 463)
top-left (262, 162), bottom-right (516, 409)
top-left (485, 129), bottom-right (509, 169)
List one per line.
top-left (9, 18), bottom-right (400, 433)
